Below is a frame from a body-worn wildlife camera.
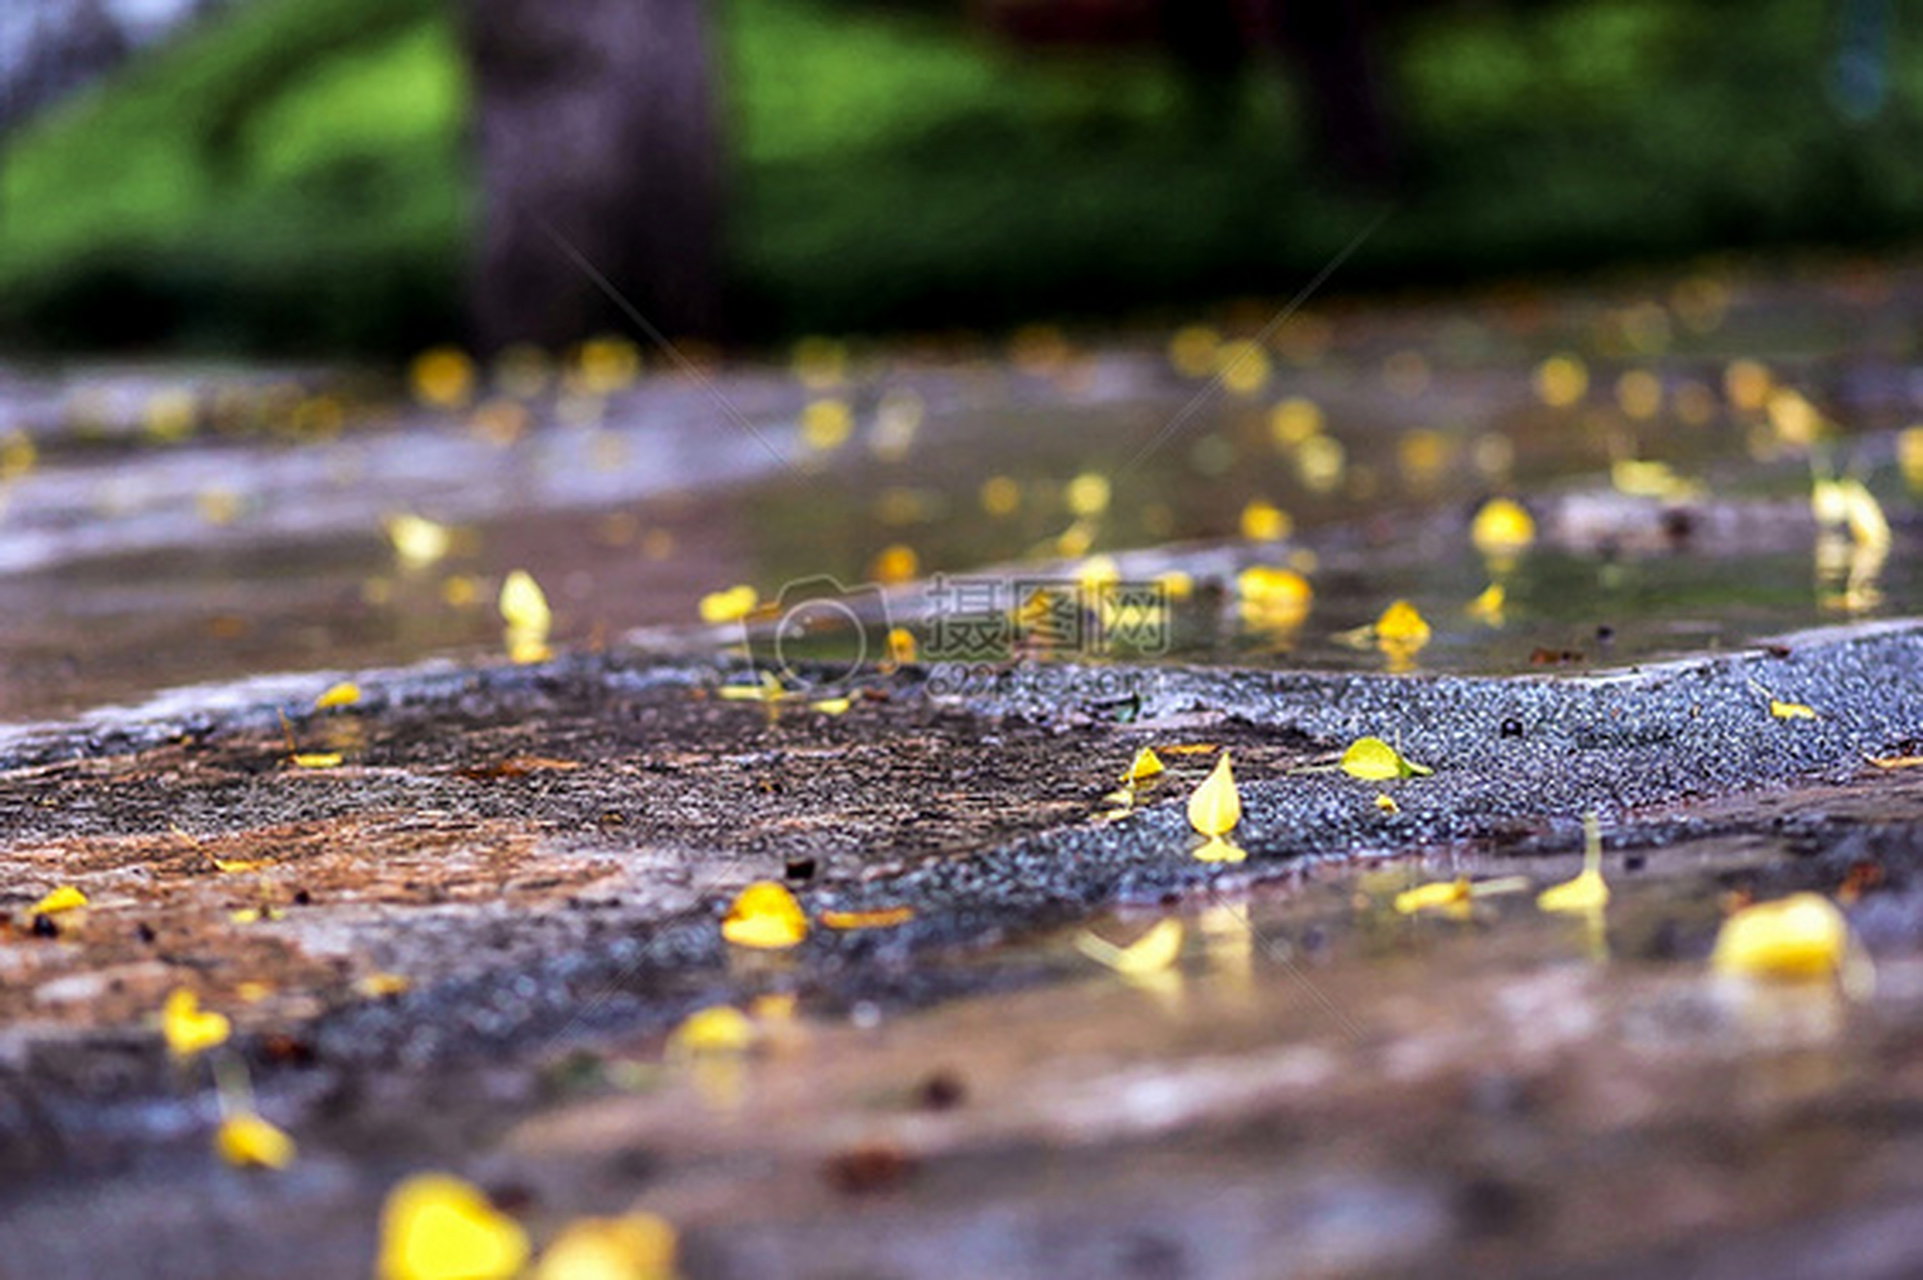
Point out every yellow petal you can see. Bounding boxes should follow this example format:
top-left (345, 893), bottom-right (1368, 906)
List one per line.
top-left (499, 570), bottom-right (552, 633)
top-left (358, 972), bottom-right (413, 998)
top-left (378, 1173), bottom-right (530, 1280)
top-left (1711, 893), bottom-right (1854, 983)
top-left (698, 584), bottom-right (759, 626)
top-left (1394, 878), bottom-right (1470, 914)
top-left (1187, 752), bottom-right (1241, 837)
top-left (215, 1112), bottom-right (297, 1170)
top-left (385, 513), bottom-right (453, 567)
top-left (1065, 472), bottom-right (1112, 518)
top-left (533, 1214), bottom-right (678, 1280)
top-left (291, 752), bottom-right (343, 769)
top-left (1374, 600), bottom-right (1432, 646)
top-left (162, 988), bottom-right (231, 1058)
top-left (31, 884), bottom-right (88, 915)
top-left (1239, 499), bottom-right (1292, 542)
top-left (1124, 747), bottom-right (1166, 783)
top-left (1771, 699), bottom-right (1818, 721)
top-left (1867, 755), bottom-right (1923, 770)
top-left (820, 906), bottom-right (915, 930)
top-left (1466, 583), bottom-right (1506, 624)
top-left (669, 1006), bottom-right (756, 1056)
top-left (316, 681), bottom-right (361, 710)
top-left (721, 881), bottom-right (808, 949)
top-left (886, 626), bottom-right (918, 665)
top-left (1191, 836), bottom-right (1248, 864)
top-left (1236, 565), bottom-right (1312, 607)
top-left (1470, 498), bottom-right (1536, 555)
top-left (1077, 918), bottom-right (1184, 975)
top-left (1340, 737), bottom-right (1432, 781)
top-left (809, 697), bottom-right (852, 715)
top-left (1374, 792), bottom-right (1400, 813)
top-left (1537, 870), bottom-right (1610, 914)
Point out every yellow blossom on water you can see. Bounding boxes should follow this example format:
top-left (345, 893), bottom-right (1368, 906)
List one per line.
top-left (1538, 815), bottom-right (1610, 914)
top-left (1188, 752), bottom-right (1241, 837)
top-left (1238, 566), bottom-right (1313, 634)
top-left (1723, 358), bottom-right (1772, 413)
top-left (1125, 747), bottom-right (1166, 783)
top-left (1065, 472), bottom-right (1112, 518)
top-left (1712, 893), bottom-right (1861, 987)
top-left (1766, 387), bottom-right (1824, 445)
top-left (979, 475), bottom-right (1022, 517)
top-left (799, 399), bottom-right (854, 451)
top-left (1341, 737), bottom-right (1433, 781)
top-left (1466, 583), bottom-right (1506, 625)
top-left (1533, 353), bottom-right (1588, 407)
top-left (1470, 498), bottom-right (1535, 556)
top-left (499, 570), bottom-right (552, 633)
top-left (721, 881), bottom-right (808, 949)
top-left (1156, 570), bottom-right (1193, 600)
top-left (870, 544), bottom-right (919, 585)
top-left (698, 584), bottom-right (758, 626)
top-left (291, 752), bottom-right (343, 769)
top-left (163, 988), bottom-right (230, 1058)
top-left (1294, 433), bottom-right (1346, 492)
top-left (571, 335), bottom-right (642, 396)
top-left (1811, 477), bottom-right (1890, 550)
top-left (410, 348), bottom-right (477, 411)
top-left (1394, 877), bottom-right (1469, 915)
top-left (1217, 340), bottom-right (1271, 396)
top-left (1615, 370), bottom-right (1664, 420)
top-left (315, 681), bottom-right (361, 710)
top-left (1375, 600), bottom-right (1432, 657)
top-left (385, 514), bottom-right (452, 567)
top-left (669, 1006), bottom-right (756, 1056)
top-left (32, 884), bottom-right (88, 915)
top-left (378, 1173), bottom-right (530, 1280)
top-left (1077, 918), bottom-right (1184, 976)
top-left (533, 1214), bottom-right (678, 1280)
top-left (1168, 325), bottom-right (1221, 378)
top-left (215, 1112), bottom-right (297, 1170)
top-left (886, 627), bottom-right (918, 666)
top-left (1268, 397), bottom-right (1324, 448)
top-left (1239, 499), bottom-right (1291, 542)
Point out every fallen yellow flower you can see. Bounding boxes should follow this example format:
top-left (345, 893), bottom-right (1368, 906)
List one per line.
top-left (215, 1112), bottom-right (297, 1170)
top-left (31, 884), bottom-right (88, 915)
top-left (378, 1173), bottom-right (530, 1280)
top-left (1076, 918), bottom-right (1184, 976)
top-left (1394, 878), bottom-right (1469, 915)
top-left (1375, 600), bottom-right (1431, 647)
top-left (1239, 498), bottom-right (1291, 542)
top-left (721, 881), bottom-right (808, 949)
top-left (291, 752), bottom-right (343, 770)
top-left (699, 584), bottom-right (759, 626)
top-left (1193, 836), bottom-right (1248, 864)
top-left (820, 906), bottom-right (915, 930)
top-left (499, 570), bottom-right (553, 634)
top-left (533, 1214), bottom-right (678, 1280)
top-left (315, 681), bottom-right (361, 710)
top-left (1711, 893), bottom-right (1858, 984)
top-left (163, 988), bottom-right (231, 1058)
top-left (669, 1006), bottom-right (756, 1056)
top-left (1124, 746), bottom-right (1166, 783)
top-left (1771, 699), bottom-right (1818, 721)
top-left (1539, 813), bottom-right (1610, 914)
top-left (1469, 498), bottom-right (1535, 555)
top-left (1466, 583), bottom-right (1506, 625)
top-left (1187, 752), bottom-right (1241, 837)
top-left (1341, 737), bottom-right (1433, 781)
top-left (384, 513), bottom-right (453, 567)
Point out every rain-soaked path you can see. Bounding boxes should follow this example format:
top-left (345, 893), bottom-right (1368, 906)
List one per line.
top-left (4, 257), bottom-right (1923, 1276)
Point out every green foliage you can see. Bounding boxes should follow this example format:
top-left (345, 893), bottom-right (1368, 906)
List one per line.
top-left (3, 0), bottom-right (1922, 352)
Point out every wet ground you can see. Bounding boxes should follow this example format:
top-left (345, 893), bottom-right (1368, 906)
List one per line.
top-left (3, 256), bottom-right (1923, 1276)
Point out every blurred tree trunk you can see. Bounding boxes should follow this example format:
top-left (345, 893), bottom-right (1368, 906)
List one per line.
top-left (457, 0), bottom-right (723, 353)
